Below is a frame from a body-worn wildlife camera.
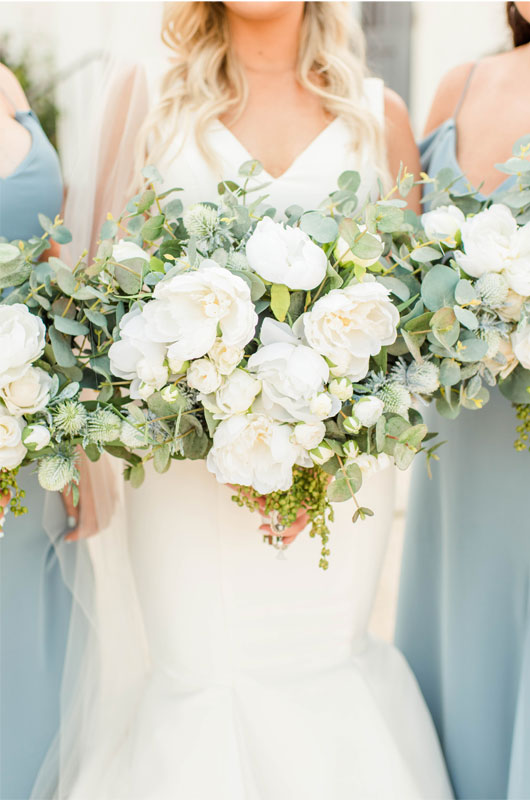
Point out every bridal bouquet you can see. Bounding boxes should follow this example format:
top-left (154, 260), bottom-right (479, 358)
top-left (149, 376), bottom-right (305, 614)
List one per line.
top-left (55, 160), bottom-right (458, 567)
top-left (412, 134), bottom-right (530, 451)
top-left (0, 222), bottom-right (126, 523)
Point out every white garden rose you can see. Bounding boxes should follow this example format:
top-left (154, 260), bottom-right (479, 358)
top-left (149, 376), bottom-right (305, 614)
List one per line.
top-left (334, 226), bottom-right (384, 268)
top-left (112, 241), bottom-right (150, 263)
top-left (294, 279), bottom-right (399, 380)
top-left (292, 420), bottom-right (326, 451)
top-left (0, 304), bottom-right (46, 388)
top-left (186, 358), bottom-right (222, 394)
top-left (206, 413), bottom-right (299, 494)
top-left (421, 205), bottom-right (465, 244)
top-left (0, 410), bottom-right (26, 469)
top-left (0, 366), bottom-right (52, 416)
top-left (512, 323), bottom-right (530, 370)
top-left (245, 216), bottom-right (327, 290)
top-left (309, 392), bottom-right (333, 419)
top-left (483, 336), bottom-right (518, 379)
top-left (208, 338), bottom-right (244, 376)
top-left (352, 396), bottom-right (384, 427)
top-left (22, 424), bottom-right (51, 451)
top-left (109, 308), bottom-right (168, 400)
top-left (143, 260), bottom-right (257, 362)
top-left (455, 205), bottom-right (530, 293)
top-left (247, 319), bottom-right (339, 423)
top-left (201, 369), bottom-right (261, 419)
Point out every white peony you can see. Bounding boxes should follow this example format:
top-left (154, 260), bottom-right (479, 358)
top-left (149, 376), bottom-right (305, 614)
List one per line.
top-left (512, 323), bottom-right (530, 370)
top-left (208, 338), bottom-right (244, 376)
top-left (334, 226), bottom-right (384, 269)
top-left (422, 205), bottom-right (465, 244)
top-left (112, 241), bottom-right (150, 263)
top-left (109, 308), bottom-right (168, 400)
top-left (247, 319), bottom-right (338, 423)
top-left (352, 396), bottom-right (385, 427)
top-left (245, 216), bottom-right (327, 290)
top-left (22, 424), bottom-right (51, 451)
top-left (0, 409), bottom-right (26, 469)
top-left (292, 421), bottom-right (326, 451)
top-left (309, 392), bottom-right (333, 419)
top-left (0, 304), bottom-right (46, 388)
top-left (206, 413), bottom-right (299, 494)
top-left (455, 205), bottom-right (530, 295)
top-left (201, 369), bottom-right (261, 419)
top-left (0, 366), bottom-right (52, 417)
top-left (143, 260), bottom-right (257, 362)
top-left (186, 359), bottom-right (222, 394)
top-left (294, 279), bottom-right (399, 381)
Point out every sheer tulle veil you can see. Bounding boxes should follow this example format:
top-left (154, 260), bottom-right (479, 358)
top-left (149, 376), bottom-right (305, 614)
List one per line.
top-left (31, 60), bottom-right (157, 799)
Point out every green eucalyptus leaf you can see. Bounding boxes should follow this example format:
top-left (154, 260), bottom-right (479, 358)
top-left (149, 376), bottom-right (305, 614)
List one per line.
top-left (141, 215), bottom-right (165, 242)
top-left (270, 283), bottom-right (290, 322)
top-left (499, 365), bottom-right (530, 403)
top-left (49, 326), bottom-right (77, 367)
top-left (421, 265), bottom-right (459, 311)
top-left (129, 462), bottom-right (146, 488)
top-left (439, 358), bottom-right (461, 386)
top-left (454, 279), bottom-right (477, 304)
top-left (300, 212), bottom-right (339, 244)
top-left (53, 315), bottom-right (90, 336)
top-left (454, 305), bottom-right (479, 330)
top-left (337, 170), bottom-right (361, 194)
top-left (153, 443), bottom-right (172, 473)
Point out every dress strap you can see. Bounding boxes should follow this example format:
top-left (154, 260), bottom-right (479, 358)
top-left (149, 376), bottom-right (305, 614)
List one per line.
top-left (453, 62), bottom-right (479, 120)
top-left (0, 85), bottom-right (20, 114)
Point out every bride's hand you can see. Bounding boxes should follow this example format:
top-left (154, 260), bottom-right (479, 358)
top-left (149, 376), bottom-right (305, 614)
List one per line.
top-left (0, 491), bottom-right (10, 534)
top-left (259, 505), bottom-right (310, 545)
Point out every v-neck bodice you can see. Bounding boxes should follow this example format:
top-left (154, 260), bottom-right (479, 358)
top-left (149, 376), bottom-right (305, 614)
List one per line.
top-left (157, 78), bottom-right (385, 215)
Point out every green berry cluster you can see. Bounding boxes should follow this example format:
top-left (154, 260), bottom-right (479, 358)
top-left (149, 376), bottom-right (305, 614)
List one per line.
top-left (0, 467), bottom-right (28, 524)
top-left (232, 465), bottom-right (333, 569)
top-left (514, 402), bottom-right (530, 452)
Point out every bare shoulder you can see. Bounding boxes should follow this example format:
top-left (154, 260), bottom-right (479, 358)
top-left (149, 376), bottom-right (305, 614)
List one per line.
top-left (0, 63), bottom-right (30, 111)
top-left (384, 87), bottom-right (409, 124)
top-left (424, 61), bottom-right (476, 134)
top-left (382, 88), bottom-right (421, 212)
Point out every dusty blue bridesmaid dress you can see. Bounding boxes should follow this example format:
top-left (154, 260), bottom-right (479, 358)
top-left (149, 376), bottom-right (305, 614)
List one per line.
top-left (396, 69), bottom-right (530, 800)
top-left (0, 102), bottom-right (73, 799)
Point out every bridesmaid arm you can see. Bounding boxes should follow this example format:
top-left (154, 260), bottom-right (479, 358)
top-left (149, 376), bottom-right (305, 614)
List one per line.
top-left (384, 88), bottom-right (421, 214)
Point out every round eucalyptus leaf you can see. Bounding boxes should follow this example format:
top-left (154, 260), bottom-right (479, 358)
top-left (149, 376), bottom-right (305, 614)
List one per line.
top-left (421, 265), bottom-right (459, 311)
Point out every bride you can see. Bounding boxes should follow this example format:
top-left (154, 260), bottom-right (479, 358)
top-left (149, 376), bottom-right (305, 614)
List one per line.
top-left (36, 3), bottom-right (453, 799)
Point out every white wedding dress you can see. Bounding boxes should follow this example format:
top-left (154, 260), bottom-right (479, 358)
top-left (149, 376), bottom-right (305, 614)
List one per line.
top-left (64, 78), bottom-right (453, 800)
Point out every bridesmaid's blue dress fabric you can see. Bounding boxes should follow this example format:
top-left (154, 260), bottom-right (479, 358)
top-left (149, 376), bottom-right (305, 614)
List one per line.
top-left (1, 109), bottom-right (71, 799)
top-left (396, 119), bottom-right (530, 799)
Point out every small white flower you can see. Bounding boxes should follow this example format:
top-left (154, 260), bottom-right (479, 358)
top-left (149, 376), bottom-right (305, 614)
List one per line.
top-left (334, 226), bottom-right (384, 268)
top-left (294, 279), bottom-right (399, 381)
top-left (187, 359), bottom-right (222, 394)
top-left (353, 396), bottom-right (384, 427)
top-left (202, 369), bottom-right (261, 419)
top-left (112, 241), bottom-right (149, 263)
top-left (329, 378), bottom-right (353, 402)
top-left (208, 339), bottom-right (244, 376)
top-left (422, 205), bottom-right (465, 245)
top-left (0, 366), bottom-right (52, 416)
top-left (143, 260), bottom-right (257, 362)
top-left (512, 323), bottom-right (530, 370)
top-left (206, 413), bottom-right (299, 494)
top-left (22, 424), bottom-right (51, 451)
top-left (0, 409), bottom-right (26, 469)
top-left (309, 441), bottom-right (335, 465)
top-left (246, 216), bottom-right (327, 290)
top-left (54, 401), bottom-right (87, 436)
top-left (292, 421), bottom-right (326, 451)
top-left (309, 392), bottom-right (333, 419)
top-left (0, 304), bottom-right (46, 388)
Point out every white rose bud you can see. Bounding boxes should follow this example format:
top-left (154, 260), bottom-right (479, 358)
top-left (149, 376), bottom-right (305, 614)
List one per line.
top-left (329, 378), bottom-right (353, 402)
top-left (343, 440), bottom-right (360, 460)
top-left (421, 205), bottom-right (465, 245)
top-left (206, 369), bottom-right (261, 418)
top-left (309, 441), bottom-right (335, 465)
top-left (309, 392), bottom-right (333, 419)
top-left (343, 415), bottom-right (362, 435)
top-left (168, 357), bottom-right (189, 375)
top-left (161, 385), bottom-right (181, 404)
top-left (208, 339), bottom-right (244, 376)
top-left (512, 323), bottom-right (530, 370)
top-left (22, 424), bottom-right (51, 451)
top-left (353, 396), bottom-right (384, 427)
top-left (186, 359), bottom-right (222, 394)
top-left (293, 421), bottom-right (326, 451)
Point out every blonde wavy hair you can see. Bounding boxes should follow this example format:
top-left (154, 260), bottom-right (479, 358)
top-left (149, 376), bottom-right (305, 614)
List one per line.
top-left (136, 1), bottom-right (387, 179)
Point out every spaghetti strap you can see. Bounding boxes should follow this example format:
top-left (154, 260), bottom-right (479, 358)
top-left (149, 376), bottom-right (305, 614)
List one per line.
top-left (453, 62), bottom-right (479, 120)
